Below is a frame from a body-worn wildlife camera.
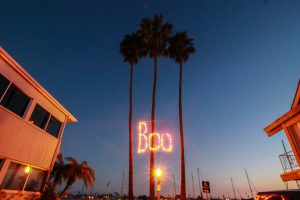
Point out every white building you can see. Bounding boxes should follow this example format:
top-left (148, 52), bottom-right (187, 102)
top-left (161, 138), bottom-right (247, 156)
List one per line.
top-left (0, 47), bottom-right (76, 199)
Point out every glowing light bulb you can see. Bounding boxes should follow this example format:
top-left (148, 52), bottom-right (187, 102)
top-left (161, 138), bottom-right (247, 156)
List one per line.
top-left (24, 165), bottom-right (31, 174)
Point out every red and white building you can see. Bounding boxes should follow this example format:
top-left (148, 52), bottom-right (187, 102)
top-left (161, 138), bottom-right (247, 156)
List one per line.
top-left (0, 47), bottom-right (76, 199)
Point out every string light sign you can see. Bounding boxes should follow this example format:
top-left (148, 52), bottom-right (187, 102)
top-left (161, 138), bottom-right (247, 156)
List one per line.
top-left (137, 121), bottom-right (173, 153)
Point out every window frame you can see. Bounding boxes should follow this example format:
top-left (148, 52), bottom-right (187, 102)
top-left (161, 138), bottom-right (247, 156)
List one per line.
top-left (29, 103), bottom-right (51, 130)
top-left (0, 74), bottom-right (32, 119)
top-left (29, 104), bottom-right (63, 138)
top-left (0, 73), bottom-right (63, 138)
top-left (45, 115), bottom-right (63, 138)
top-left (0, 73), bottom-right (12, 102)
top-left (0, 161), bottom-right (47, 192)
top-left (0, 158), bottom-right (5, 171)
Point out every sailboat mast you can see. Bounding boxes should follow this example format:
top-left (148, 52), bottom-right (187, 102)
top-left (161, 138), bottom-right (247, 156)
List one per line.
top-left (121, 169), bottom-right (125, 197)
top-left (245, 169), bottom-right (253, 199)
top-left (191, 172), bottom-right (196, 198)
top-left (173, 173), bottom-right (177, 198)
top-left (230, 178), bottom-right (236, 200)
top-left (197, 168), bottom-right (203, 199)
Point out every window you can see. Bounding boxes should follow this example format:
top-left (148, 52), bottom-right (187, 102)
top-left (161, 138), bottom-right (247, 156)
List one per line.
top-left (0, 84), bottom-right (31, 117)
top-left (0, 162), bottom-right (47, 192)
top-left (46, 116), bottom-right (62, 137)
top-left (29, 104), bottom-right (50, 129)
top-left (0, 73), bottom-right (10, 98)
top-left (0, 159), bottom-right (4, 171)
top-left (0, 162), bottom-right (27, 190)
top-left (29, 104), bottom-right (62, 138)
top-left (25, 168), bottom-right (46, 192)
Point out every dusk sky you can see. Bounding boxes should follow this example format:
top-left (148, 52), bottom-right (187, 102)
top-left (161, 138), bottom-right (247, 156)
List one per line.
top-left (1, 0), bottom-right (300, 198)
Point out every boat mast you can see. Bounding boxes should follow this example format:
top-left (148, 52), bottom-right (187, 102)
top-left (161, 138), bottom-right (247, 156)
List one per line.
top-left (191, 172), bottom-right (196, 198)
top-left (173, 173), bottom-right (177, 198)
top-left (245, 169), bottom-right (253, 199)
top-left (121, 169), bottom-right (125, 197)
top-left (197, 168), bottom-right (203, 199)
top-left (230, 178), bottom-right (236, 200)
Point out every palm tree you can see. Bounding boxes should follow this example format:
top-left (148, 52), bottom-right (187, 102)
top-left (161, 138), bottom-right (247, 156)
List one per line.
top-left (120, 32), bottom-right (146, 200)
top-left (60, 157), bottom-right (95, 196)
top-left (168, 32), bottom-right (195, 200)
top-left (139, 14), bottom-right (173, 200)
top-left (50, 153), bottom-right (66, 190)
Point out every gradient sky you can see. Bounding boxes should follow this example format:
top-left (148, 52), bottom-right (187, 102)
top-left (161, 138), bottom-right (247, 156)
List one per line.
top-left (1, 0), bottom-right (300, 198)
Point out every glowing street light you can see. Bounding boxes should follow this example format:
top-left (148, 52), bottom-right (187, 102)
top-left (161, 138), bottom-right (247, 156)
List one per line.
top-left (154, 168), bottom-right (163, 200)
top-left (155, 168), bottom-right (162, 179)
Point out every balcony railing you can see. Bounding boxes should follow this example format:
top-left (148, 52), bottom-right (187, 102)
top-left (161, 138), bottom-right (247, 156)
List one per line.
top-left (279, 151), bottom-right (299, 172)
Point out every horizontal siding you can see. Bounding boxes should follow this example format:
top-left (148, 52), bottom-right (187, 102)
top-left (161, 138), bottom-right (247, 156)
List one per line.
top-left (0, 107), bottom-right (58, 169)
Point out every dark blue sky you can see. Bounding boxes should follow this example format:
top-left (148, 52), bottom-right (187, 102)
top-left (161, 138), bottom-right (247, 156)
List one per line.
top-left (1, 0), bottom-right (300, 198)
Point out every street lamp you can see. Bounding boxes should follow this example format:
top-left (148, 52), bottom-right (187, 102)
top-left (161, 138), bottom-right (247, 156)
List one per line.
top-left (154, 168), bottom-right (163, 200)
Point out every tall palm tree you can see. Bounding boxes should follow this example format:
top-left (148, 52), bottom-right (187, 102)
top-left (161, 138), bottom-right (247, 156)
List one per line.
top-left (60, 157), bottom-right (95, 196)
top-left (168, 32), bottom-right (195, 200)
top-left (139, 14), bottom-right (173, 200)
top-left (120, 32), bottom-right (146, 200)
top-left (50, 153), bottom-right (66, 190)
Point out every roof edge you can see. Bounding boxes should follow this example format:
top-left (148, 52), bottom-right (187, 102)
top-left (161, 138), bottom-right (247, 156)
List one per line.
top-left (0, 47), bottom-right (77, 122)
top-left (264, 105), bottom-right (300, 136)
top-left (291, 80), bottom-right (300, 109)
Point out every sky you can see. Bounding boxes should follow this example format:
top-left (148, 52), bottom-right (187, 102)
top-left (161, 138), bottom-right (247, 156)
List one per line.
top-left (1, 0), bottom-right (300, 198)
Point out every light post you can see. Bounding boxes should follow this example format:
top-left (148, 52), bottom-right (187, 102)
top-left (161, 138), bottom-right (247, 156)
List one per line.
top-left (155, 168), bottom-right (163, 200)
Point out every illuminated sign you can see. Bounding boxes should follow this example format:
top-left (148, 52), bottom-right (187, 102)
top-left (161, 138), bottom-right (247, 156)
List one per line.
top-left (138, 121), bottom-right (173, 153)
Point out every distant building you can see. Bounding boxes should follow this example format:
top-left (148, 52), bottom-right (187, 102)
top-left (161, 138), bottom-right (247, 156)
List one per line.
top-left (265, 81), bottom-right (300, 183)
top-left (0, 47), bottom-right (77, 199)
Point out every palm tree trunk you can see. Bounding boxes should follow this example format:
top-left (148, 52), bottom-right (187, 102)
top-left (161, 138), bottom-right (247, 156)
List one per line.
top-left (60, 183), bottom-right (70, 197)
top-left (179, 62), bottom-right (186, 200)
top-left (150, 56), bottom-right (157, 200)
top-left (129, 63), bottom-right (134, 200)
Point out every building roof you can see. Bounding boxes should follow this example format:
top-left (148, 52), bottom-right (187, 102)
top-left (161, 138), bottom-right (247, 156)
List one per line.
top-left (264, 81), bottom-right (300, 136)
top-left (291, 80), bottom-right (300, 109)
top-left (0, 47), bottom-right (77, 122)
